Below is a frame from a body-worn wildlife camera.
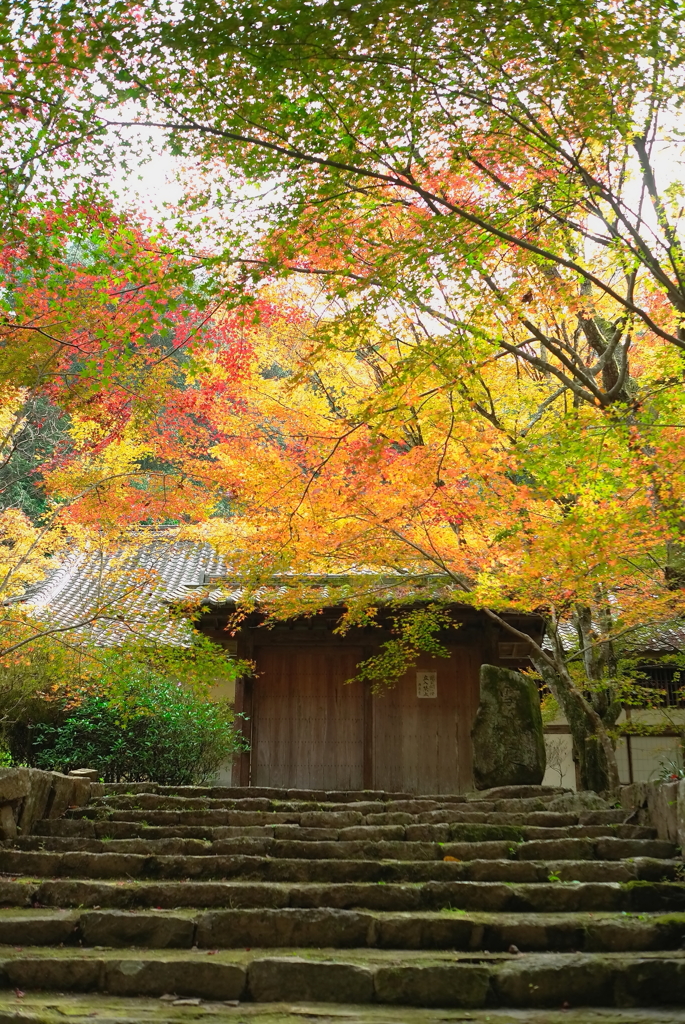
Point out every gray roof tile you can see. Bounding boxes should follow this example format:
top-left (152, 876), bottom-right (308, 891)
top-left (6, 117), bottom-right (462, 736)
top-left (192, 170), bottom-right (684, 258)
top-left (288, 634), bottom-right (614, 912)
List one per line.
top-left (22, 539), bottom-right (228, 646)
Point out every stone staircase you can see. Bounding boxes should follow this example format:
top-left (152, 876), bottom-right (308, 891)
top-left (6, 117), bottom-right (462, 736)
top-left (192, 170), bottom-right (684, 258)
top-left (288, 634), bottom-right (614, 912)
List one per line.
top-left (0, 782), bottom-right (684, 1020)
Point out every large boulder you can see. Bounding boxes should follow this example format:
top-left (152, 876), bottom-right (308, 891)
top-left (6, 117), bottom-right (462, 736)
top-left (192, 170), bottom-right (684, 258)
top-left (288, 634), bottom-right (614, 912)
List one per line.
top-left (46, 772), bottom-right (91, 819)
top-left (17, 768), bottom-right (54, 833)
top-left (0, 767), bottom-right (92, 839)
top-left (0, 767), bottom-right (32, 840)
top-left (619, 780), bottom-right (682, 844)
top-left (0, 767), bottom-right (30, 804)
top-left (471, 664), bottom-right (546, 790)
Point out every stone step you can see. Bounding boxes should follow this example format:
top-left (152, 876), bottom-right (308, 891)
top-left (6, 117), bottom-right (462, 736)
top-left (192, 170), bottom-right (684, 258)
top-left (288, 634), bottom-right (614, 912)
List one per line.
top-left (466, 785), bottom-right (570, 801)
top-left (3, 994), bottom-right (685, 1024)
top-left (515, 838), bottom-right (675, 860)
top-left (5, 877), bottom-right (685, 914)
top-left (93, 786), bottom-right (423, 800)
top-left (64, 807), bottom-right (629, 830)
top-left (0, 847), bottom-right (680, 883)
top-left (0, 907), bottom-right (682, 953)
top-left (0, 780), bottom-right (676, 1015)
top-left (90, 783), bottom-right (568, 803)
top-left (89, 797), bottom-right (438, 814)
top-left (30, 818), bottom-right (657, 842)
top-left (84, 795), bottom-right (575, 816)
top-left (10, 834), bottom-right (670, 862)
top-left (0, 945), bottom-right (682, 1007)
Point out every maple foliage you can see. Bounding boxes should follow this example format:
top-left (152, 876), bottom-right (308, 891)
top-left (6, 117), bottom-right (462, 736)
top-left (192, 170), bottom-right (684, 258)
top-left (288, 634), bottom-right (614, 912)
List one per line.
top-left (196, 292), bottom-right (678, 600)
top-left (22, 0), bottom-right (684, 411)
top-left (183, 286), bottom-right (685, 791)
top-left (0, 201), bottom-right (254, 662)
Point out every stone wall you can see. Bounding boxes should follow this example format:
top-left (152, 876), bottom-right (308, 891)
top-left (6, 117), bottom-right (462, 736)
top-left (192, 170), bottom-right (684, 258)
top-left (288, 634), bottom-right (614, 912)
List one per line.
top-left (0, 767), bottom-right (93, 840)
top-left (620, 778), bottom-right (685, 852)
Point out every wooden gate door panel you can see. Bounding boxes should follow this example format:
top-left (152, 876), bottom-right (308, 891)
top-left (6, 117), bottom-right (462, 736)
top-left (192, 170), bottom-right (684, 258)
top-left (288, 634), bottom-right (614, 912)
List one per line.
top-left (372, 646), bottom-right (480, 793)
top-left (251, 645), bottom-right (365, 790)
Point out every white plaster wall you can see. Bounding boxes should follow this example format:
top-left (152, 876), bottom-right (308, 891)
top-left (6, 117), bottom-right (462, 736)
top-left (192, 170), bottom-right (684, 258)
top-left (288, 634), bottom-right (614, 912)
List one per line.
top-left (208, 678), bottom-right (236, 704)
top-left (214, 765), bottom-right (234, 785)
top-left (625, 735), bottom-right (681, 782)
top-left (543, 734), bottom-right (576, 789)
top-left (615, 737), bottom-right (630, 785)
top-left (544, 713), bottom-right (683, 789)
top-left (207, 677), bottom-right (238, 785)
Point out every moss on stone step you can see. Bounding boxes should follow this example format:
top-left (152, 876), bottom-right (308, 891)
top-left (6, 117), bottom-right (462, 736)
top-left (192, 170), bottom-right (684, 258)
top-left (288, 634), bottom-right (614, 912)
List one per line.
top-left (448, 824), bottom-right (525, 843)
top-left (2, 992), bottom-right (685, 1024)
top-left (621, 881), bottom-right (685, 911)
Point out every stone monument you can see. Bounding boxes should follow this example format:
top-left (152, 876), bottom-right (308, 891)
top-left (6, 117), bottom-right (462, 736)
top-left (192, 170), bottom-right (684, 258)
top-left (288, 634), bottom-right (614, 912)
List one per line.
top-left (471, 664), bottom-right (546, 789)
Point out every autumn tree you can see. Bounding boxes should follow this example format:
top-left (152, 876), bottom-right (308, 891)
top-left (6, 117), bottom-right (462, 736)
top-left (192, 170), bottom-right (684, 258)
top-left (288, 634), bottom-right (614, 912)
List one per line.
top-left (24, 0), bottom-right (679, 394)
top-left (0, 198), bottom-right (254, 666)
top-left (35, 0), bottom-right (679, 792)
top-left (7, 0), bottom-right (685, 790)
top-left (177, 293), bottom-right (685, 793)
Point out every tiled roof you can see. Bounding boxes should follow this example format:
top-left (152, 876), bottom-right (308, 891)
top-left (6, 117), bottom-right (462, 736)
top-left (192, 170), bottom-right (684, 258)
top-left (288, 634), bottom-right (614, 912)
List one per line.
top-left (23, 539), bottom-right (685, 656)
top-left (193, 570), bottom-right (465, 607)
top-left (547, 619), bottom-right (685, 656)
top-left (617, 623), bottom-right (685, 655)
top-left (22, 538), bottom-right (230, 646)
top-left (21, 543), bottom-right (471, 647)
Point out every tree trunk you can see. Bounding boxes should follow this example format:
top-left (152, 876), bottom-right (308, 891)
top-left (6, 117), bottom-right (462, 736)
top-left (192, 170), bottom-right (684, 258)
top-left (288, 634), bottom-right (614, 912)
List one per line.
top-left (536, 662), bottom-right (620, 795)
top-left (481, 604), bottom-right (621, 796)
top-left (665, 540), bottom-right (685, 589)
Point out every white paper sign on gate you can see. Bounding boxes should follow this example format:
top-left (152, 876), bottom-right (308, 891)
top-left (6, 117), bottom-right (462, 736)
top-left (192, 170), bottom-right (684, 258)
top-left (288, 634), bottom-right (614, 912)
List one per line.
top-left (416, 671), bottom-right (437, 698)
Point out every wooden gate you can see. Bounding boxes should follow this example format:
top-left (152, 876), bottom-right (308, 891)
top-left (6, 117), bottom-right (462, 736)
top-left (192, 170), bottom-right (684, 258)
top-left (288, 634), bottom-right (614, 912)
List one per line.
top-left (244, 641), bottom-right (481, 793)
top-left (250, 644), bottom-right (365, 790)
top-left (371, 646), bottom-right (481, 793)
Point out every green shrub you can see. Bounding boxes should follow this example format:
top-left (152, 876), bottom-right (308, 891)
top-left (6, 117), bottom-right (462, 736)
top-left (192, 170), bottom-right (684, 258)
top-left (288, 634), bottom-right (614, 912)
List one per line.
top-left (23, 678), bottom-right (246, 785)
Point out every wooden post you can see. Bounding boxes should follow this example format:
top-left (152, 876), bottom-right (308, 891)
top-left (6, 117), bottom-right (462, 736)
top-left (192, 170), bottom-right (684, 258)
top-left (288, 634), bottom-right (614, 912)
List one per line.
top-left (625, 707), bottom-right (634, 784)
top-left (363, 681), bottom-right (374, 790)
top-left (231, 675), bottom-right (253, 787)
